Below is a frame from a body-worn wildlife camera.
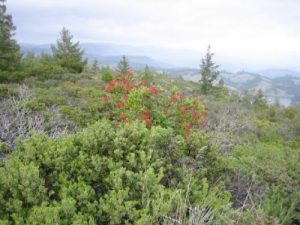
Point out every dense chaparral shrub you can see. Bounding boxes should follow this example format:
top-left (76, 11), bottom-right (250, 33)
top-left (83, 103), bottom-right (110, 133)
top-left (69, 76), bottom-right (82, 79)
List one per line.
top-left (0, 120), bottom-right (235, 224)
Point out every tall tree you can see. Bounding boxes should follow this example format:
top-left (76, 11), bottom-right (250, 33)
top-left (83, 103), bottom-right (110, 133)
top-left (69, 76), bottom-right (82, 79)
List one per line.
top-left (0, 0), bottom-right (21, 71)
top-left (199, 45), bottom-right (219, 94)
top-left (51, 27), bottom-right (86, 73)
top-left (117, 55), bottom-right (130, 76)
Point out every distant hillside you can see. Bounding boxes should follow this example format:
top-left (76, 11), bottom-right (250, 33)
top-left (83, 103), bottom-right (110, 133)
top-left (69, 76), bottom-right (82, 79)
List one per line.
top-left (182, 70), bottom-right (300, 106)
top-left (20, 43), bottom-right (173, 70)
top-left (21, 43), bottom-right (52, 55)
top-left (95, 55), bottom-right (173, 70)
top-left (20, 43), bottom-right (201, 68)
top-left (257, 69), bottom-right (300, 78)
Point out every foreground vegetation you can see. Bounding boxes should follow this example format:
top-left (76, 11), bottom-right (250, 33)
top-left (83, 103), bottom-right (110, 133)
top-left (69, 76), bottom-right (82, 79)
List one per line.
top-left (0, 68), bottom-right (299, 224)
top-left (1, 1), bottom-right (300, 224)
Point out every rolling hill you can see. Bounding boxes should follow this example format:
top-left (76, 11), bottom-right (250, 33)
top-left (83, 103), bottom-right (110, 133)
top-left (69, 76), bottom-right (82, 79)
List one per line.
top-left (181, 70), bottom-right (300, 106)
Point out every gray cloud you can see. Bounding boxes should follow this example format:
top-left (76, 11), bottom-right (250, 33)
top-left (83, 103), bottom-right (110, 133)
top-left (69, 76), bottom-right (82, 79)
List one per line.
top-left (6, 0), bottom-right (300, 70)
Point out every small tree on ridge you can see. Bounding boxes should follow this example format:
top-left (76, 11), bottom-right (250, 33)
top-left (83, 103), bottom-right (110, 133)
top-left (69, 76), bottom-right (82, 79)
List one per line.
top-left (199, 45), bottom-right (219, 94)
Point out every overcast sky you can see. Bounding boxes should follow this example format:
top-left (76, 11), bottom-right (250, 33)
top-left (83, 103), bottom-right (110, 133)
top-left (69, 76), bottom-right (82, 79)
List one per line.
top-left (6, 0), bottom-right (300, 70)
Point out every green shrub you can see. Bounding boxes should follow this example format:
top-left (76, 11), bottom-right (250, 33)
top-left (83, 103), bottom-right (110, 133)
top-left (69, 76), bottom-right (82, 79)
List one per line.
top-left (232, 143), bottom-right (300, 224)
top-left (0, 121), bottom-right (233, 224)
top-left (21, 53), bottom-right (66, 80)
top-left (0, 71), bottom-right (26, 83)
top-left (101, 69), bottom-right (114, 83)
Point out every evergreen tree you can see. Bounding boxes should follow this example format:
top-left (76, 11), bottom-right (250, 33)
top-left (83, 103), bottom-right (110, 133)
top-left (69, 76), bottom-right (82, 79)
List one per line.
top-left (0, 0), bottom-right (20, 72)
top-left (51, 27), bottom-right (86, 73)
top-left (117, 55), bottom-right (130, 76)
top-left (199, 45), bottom-right (219, 94)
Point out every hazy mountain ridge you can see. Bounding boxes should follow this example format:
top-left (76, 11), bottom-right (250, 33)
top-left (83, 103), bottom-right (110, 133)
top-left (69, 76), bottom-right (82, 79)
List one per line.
top-left (20, 43), bottom-right (200, 69)
top-left (180, 69), bottom-right (300, 105)
top-left (258, 69), bottom-right (300, 78)
top-left (20, 43), bottom-right (300, 105)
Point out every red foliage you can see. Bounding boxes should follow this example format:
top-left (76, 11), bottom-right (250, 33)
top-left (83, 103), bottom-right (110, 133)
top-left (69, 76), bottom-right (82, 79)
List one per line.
top-left (106, 71), bottom-right (135, 93)
top-left (179, 104), bottom-right (187, 112)
top-left (178, 93), bottom-right (185, 100)
top-left (144, 108), bottom-right (152, 116)
top-left (192, 110), bottom-right (199, 122)
top-left (171, 95), bottom-right (178, 103)
top-left (186, 124), bottom-right (193, 130)
top-left (144, 118), bottom-right (152, 126)
top-left (149, 86), bottom-right (158, 94)
top-left (119, 113), bottom-right (126, 120)
top-left (184, 123), bottom-right (193, 137)
top-left (127, 83), bottom-right (134, 90)
top-left (117, 101), bottom-right (125, 108)
top-left (171, 93), bottom-right (185, 104)
top-left (107, 80), bottom-right (116, 92)
top-left (140, 80), bottom-right (148, 86)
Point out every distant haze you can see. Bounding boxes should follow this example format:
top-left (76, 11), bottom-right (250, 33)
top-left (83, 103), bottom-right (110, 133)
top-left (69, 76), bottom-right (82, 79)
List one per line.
top-left (7, 0), bottom-right (300, 71)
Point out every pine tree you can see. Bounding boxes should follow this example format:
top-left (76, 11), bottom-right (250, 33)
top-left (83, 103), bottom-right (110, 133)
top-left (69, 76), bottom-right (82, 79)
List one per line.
top-left (199, 45), bottom-right (219, 94)
top-left (0, 0), bottom-right (21, 71)
top-left (117, 55), bottom-right (130, 76)
top-left (51, 27), bottom-right (86, 73)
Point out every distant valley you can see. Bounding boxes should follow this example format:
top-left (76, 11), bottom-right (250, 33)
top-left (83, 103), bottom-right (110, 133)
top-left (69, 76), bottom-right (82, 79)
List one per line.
top-left (180, 69), bottom-right (300, 106)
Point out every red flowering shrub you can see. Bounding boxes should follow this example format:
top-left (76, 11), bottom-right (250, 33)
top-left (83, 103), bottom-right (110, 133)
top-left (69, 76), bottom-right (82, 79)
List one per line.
top-left (106, 71), bottom-right (134, 93)
top-left (101, 71), bottom-right (207, 137)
